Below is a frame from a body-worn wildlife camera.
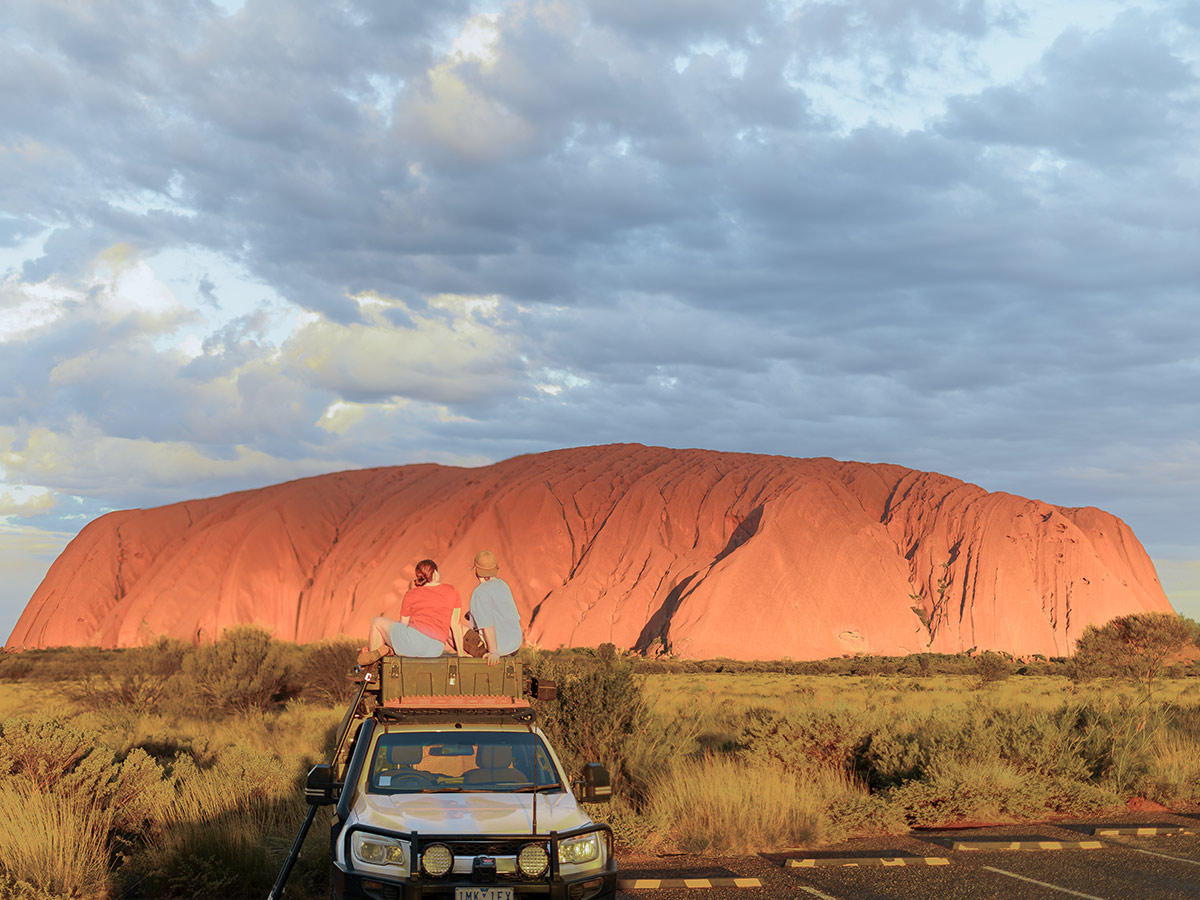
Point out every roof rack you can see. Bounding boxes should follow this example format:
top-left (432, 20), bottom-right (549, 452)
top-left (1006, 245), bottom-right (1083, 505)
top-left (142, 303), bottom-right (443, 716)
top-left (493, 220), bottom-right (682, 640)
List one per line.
top-left (351, 656), bottom-right (556, 718)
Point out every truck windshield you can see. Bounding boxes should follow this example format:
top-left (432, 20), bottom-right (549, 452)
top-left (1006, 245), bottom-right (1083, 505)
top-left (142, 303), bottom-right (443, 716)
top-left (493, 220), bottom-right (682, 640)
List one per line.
top-left (368, 732), bottom-right (563, 794)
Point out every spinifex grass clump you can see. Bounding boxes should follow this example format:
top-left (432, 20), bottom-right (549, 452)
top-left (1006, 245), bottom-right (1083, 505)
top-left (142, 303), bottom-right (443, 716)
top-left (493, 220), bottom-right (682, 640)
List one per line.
top-left (138, 750), bottom-right (301, 900)
top-left (0, 716), bottom-right (169, 899)
top-left (1142, 708), bottom-right (1200, 805)
top-left (0, 786), bottom-right (114, 900)
top-left (126, 707), bottom-right (341, 900)
top-left (645, 756), bottom-right (871, 852)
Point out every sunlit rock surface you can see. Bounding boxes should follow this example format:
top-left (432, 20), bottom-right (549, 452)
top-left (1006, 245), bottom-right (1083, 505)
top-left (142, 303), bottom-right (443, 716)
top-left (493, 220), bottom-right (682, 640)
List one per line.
top-left (7, 444), bottom-right (1173, 658)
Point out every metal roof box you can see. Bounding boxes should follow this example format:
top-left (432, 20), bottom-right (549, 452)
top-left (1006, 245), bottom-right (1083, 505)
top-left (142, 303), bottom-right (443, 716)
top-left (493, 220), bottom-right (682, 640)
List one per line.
top-left (378, 657), bottom-right (527, 709)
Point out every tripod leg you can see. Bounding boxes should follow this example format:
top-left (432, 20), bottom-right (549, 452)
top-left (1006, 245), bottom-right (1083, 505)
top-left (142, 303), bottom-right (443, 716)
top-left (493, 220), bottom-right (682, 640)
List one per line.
top-left (266, 804), bottom-right (319, 900)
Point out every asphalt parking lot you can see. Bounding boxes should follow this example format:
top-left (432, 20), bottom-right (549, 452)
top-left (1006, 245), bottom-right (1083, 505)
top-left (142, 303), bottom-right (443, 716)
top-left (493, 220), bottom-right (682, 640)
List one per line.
top-left (615, 813), bottom-right (1200, 899)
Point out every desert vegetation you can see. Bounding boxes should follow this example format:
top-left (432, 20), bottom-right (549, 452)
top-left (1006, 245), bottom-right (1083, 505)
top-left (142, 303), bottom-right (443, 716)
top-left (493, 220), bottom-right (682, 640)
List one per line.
top-left (1, 613), bottom-right (1198, 898)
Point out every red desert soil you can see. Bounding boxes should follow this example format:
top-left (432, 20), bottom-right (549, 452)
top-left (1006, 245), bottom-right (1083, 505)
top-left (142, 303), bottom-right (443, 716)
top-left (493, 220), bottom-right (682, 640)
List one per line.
top-left (6, 444), bottom-right (1172, 659)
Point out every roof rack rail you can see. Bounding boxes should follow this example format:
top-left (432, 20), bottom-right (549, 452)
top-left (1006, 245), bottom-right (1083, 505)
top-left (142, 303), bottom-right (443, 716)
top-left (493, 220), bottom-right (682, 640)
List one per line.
top-left (373, 706), bottom-right (536, 723)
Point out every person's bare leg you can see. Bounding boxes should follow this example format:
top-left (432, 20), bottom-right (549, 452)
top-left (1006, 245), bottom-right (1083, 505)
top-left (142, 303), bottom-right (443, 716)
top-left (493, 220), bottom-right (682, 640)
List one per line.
top-left (369, 617), bottom-right (393, 653)
top-left (359, 617), bottom-right (395, 664)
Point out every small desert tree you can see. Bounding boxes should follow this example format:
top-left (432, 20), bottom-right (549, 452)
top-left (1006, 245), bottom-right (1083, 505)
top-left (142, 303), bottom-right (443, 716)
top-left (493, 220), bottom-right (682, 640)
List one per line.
top-left (972, 650), bottom-right (1010, 689)
top-left (173, 625), bottom-right (293, 713)
top-left (1072, 613), bottom-right (1200, 696)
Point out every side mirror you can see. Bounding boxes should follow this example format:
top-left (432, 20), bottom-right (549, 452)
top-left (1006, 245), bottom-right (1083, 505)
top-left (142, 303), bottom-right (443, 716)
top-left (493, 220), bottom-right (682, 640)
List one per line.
top-left (579, 763), bottom-right (611, 803)
top-left (305, 764), bottom-right (339, 806)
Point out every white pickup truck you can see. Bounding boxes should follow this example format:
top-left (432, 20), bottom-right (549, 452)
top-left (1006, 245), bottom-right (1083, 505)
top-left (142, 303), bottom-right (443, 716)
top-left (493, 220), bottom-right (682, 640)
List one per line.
top-left (300, 657), bottom-right (616, 900)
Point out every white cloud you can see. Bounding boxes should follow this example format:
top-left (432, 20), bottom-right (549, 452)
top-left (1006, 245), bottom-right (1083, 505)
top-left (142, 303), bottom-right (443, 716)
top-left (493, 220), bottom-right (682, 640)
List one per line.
top-left (287, 292), bottom-right (525, 405)
top-left (0, 417), bottom-right (349, 498)
top-left (317, 400), bottom-right (374, 434)
top-left (0, 485), bottom-right (54, 518)
top-left (0, 275), bottom-right (67, 341)
top-left (88, 243), bottom-right (192, 323)
top-left (452, 13), bottom-right (502, 65)
top-left (2, 243), bottom-right (197, 346)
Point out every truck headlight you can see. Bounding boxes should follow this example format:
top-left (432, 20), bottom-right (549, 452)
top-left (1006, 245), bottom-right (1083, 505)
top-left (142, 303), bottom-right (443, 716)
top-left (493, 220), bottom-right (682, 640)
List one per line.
top-left (558, 833), bottom-right (600, 865)
top-left (351, 832), bottom-right (406, 868)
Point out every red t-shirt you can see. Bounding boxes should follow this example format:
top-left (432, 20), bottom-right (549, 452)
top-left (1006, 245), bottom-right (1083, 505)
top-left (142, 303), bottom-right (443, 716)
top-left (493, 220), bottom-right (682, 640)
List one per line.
top-left (399, 583), bottom-right (463, 642)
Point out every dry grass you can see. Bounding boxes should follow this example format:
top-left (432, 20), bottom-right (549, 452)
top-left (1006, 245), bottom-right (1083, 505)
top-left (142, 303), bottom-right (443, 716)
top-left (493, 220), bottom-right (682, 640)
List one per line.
top-left (1143, 729), bottom-right (1200, 805)
top-left (0, 680), bottom-right (72, 720)
top-left (0, 783), bottom-right (114, 899)
top-left (645, 755), bottom-right (869, 852)
top-left (638, 671), bottom-right (1200, 839)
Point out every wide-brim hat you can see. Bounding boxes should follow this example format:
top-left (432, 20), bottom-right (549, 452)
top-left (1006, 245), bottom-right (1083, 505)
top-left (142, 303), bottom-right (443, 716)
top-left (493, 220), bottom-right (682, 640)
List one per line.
top-left (473, 550), bottom-right (500, 577)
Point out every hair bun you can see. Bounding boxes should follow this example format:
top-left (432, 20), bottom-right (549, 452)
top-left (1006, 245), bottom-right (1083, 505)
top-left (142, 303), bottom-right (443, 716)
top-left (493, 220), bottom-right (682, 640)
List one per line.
top-left (413, 558), bottom-right (438, 588)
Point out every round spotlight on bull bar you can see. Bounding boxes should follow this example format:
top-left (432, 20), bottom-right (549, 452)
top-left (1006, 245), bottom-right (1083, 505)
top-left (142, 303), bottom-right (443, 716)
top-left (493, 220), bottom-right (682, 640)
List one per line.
top-left (421, 843), bottom-right (454, 877)
top-left (518, 842), bottom-right (550, 878)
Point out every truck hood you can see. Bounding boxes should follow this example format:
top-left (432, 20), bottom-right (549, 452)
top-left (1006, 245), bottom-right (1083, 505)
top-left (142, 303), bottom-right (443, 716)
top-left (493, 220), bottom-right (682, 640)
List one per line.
top-left (350, 791), bottom-right (591, 836)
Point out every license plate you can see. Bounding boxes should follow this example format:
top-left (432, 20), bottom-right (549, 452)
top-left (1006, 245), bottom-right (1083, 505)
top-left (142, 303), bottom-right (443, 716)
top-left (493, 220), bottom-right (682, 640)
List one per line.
top-left (454, 890), bottom-right (513, 900)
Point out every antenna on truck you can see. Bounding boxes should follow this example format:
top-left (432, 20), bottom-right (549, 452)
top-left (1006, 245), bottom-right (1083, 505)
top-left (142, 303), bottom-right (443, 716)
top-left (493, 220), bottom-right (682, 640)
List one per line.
top-left (526, 720), bottom-right (539, 836)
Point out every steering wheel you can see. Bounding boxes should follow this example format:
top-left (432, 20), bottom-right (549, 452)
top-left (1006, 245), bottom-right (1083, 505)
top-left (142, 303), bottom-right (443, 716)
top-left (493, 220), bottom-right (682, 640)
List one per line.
top-left (390, 772), bottom-right (433, 789)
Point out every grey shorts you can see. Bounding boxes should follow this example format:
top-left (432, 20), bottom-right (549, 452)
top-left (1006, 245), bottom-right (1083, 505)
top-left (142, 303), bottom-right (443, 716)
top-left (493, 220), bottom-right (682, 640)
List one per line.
top-left (387, 621), bottom-right (446, 657)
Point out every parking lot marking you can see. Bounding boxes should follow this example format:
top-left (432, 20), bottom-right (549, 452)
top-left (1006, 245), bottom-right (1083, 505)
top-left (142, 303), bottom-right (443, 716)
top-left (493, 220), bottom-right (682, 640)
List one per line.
top-left (617, 877), bottom-right (766, 889)
top-left (785, 856), bottom-right (950, 867)
top-left (1114, 845), bottom-right (1200, 867)
top-left (797, 886), bottom-right (843, 900)
top-left (983, 866), bottom-right (1110, 899)
top-left (952, 840), bottom-right (1103, 851)
top-left (1092, 826), bottom-right (1195, 836)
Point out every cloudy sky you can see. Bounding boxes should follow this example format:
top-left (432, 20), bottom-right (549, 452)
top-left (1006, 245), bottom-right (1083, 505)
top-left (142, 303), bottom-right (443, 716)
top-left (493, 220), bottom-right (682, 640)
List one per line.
top-left (2, 0), bottom-right (1199, 640)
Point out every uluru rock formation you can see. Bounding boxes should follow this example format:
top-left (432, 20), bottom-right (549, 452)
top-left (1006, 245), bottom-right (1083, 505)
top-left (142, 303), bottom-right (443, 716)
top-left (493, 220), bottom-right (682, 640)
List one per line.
top-left (7, 445), bottom-right (1173, 659)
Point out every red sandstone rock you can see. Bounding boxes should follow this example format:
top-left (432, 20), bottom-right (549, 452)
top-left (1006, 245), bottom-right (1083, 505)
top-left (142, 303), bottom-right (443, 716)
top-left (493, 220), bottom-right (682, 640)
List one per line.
top-left (5, 445), bottom-right (1174, 659)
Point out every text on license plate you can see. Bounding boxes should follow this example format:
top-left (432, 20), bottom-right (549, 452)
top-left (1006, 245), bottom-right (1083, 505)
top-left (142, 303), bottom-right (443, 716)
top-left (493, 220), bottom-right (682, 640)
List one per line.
top-left (454, 889), bottom-right (513, 900)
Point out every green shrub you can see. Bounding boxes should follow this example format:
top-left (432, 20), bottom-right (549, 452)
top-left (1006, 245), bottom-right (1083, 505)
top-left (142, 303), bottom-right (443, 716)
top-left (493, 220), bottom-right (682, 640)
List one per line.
top-left (170, 626), bottom-right (293, 714)
top-left (824, 790), bottom-right (908, 839)
top-left (139, 799), bottom-right (286, 900)
top-left (78, 637), bottom-right (188, 708)
top-left (738, 708), bottom-right (867, 774)
top-left (0, 650), bottom-right (33, 682)
top-left (290, 638), bottom-right (359, 705)
top-left (0, 716), bottom-right (95, 791)
top-left (973, 651), bottom-right (1011, 688)
top-left (525, 650), bottom-right (666, 804)
top-left (885, 756), bottom-right (1114, 827)
top-left (0, 715), bottom-right (169, 835)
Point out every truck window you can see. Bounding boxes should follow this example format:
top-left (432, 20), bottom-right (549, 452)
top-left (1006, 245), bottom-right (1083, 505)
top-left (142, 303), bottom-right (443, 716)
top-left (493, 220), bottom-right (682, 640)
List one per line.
top-left (368, 732), bottom-right (562, 794)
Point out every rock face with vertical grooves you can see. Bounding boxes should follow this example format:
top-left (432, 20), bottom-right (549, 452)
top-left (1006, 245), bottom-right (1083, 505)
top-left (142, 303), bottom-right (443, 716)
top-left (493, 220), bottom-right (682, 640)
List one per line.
top-left (5, 444), bottom-right (1173, 659)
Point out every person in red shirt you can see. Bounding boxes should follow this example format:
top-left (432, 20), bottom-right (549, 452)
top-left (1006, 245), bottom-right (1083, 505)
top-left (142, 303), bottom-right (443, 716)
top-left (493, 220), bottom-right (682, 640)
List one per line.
top-left (359, 559), bottom-right (465, 664)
